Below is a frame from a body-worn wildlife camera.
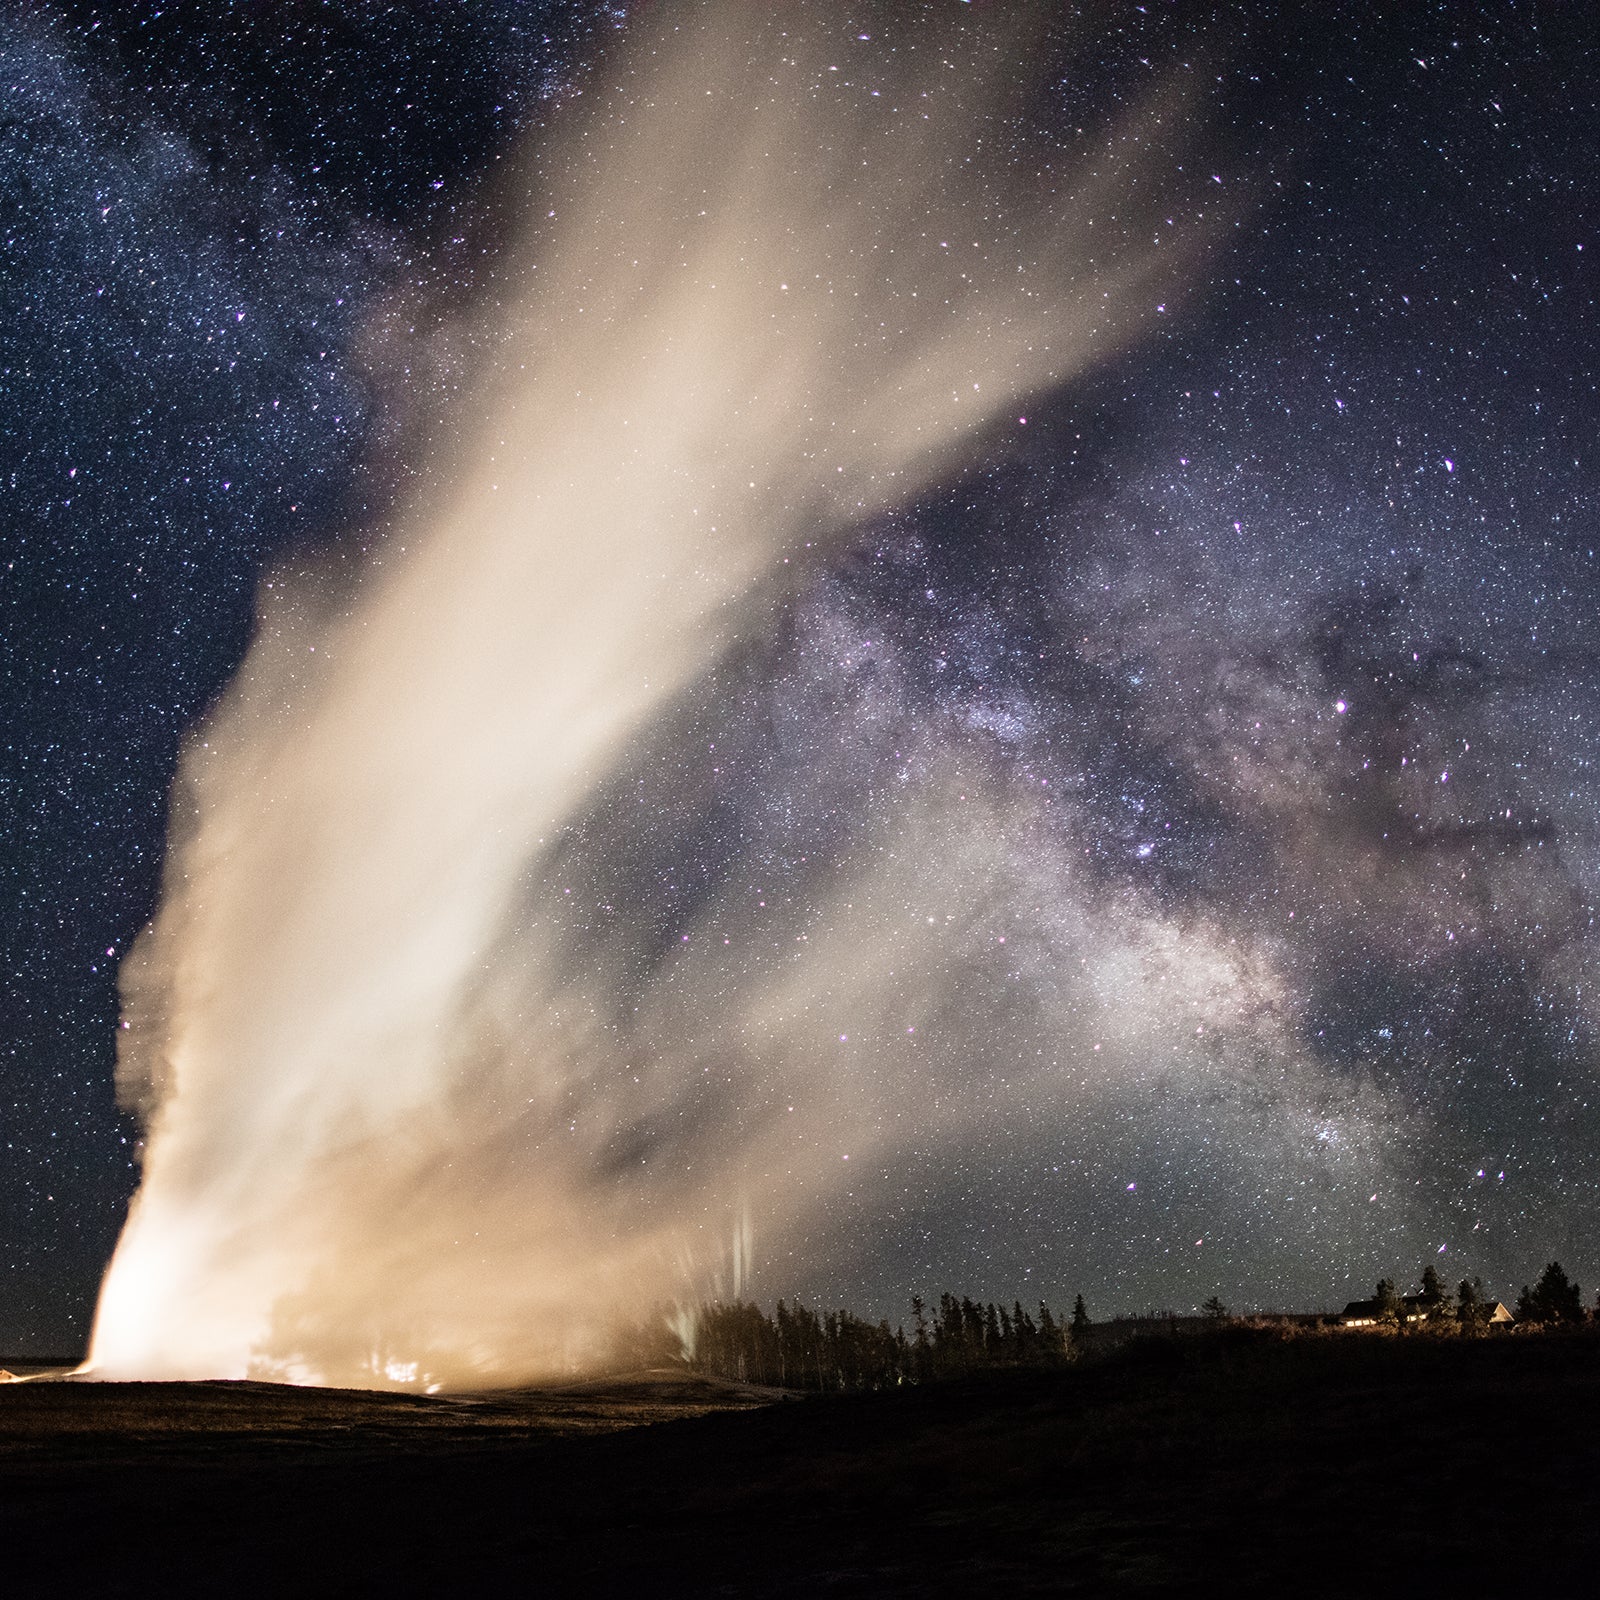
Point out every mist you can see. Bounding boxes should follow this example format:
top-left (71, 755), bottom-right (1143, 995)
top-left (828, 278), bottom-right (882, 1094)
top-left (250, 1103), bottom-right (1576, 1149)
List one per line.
top-left (87, 1), bottom-right (1220, 1386)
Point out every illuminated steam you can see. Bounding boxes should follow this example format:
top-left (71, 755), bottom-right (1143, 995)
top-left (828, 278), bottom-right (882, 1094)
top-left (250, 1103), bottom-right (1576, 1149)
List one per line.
top-left (89, 2), bottom-right (1219, 1385)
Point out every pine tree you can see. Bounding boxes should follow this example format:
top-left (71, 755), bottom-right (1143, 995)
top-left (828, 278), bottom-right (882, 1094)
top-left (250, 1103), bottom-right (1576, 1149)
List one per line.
top-left (775, 1299), bottom-right (791, 1385)
top-left (1417, 1263), bottom-right (1453, 1324)
top-left (910, 1295), bottom-right (928, 1346)
top-left (1517, 1261), bottom-right (1584, 1324)
top-left (1071, 1294), bottom-right (1091, 1338)
top-left (1373, 1278), bottom-right (1402, 1325)
top-left (1038, 1301), bottom-right (1063, 1360)
top-left (1012, 1300), bottom-right (1035, 1361)
top-left (1456, 1277), bottom-right (1487, 1330)
top-left (908, 1297), bottom-right (929, 1381)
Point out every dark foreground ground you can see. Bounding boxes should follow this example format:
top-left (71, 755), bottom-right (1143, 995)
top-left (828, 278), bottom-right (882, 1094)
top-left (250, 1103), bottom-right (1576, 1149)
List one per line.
top-left (3, 1332), bottom-right (1597, 1596)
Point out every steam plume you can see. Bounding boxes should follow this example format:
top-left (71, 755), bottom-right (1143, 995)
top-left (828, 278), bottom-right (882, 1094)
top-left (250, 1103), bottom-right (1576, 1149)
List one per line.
top-left (89, 2), bottom-right (1211, 1385)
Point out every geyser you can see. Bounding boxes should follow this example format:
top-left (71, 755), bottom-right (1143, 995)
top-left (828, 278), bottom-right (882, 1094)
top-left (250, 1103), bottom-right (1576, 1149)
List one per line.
top-left (88, 1), bottom-right (1213, 1386)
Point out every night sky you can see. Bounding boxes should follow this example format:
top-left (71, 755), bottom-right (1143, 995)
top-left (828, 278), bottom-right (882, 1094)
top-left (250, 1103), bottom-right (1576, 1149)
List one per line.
top-left (5, 1), bottom-right (1599, 1357)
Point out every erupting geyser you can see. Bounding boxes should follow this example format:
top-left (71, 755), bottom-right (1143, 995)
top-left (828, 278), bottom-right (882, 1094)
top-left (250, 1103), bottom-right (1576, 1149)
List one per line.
top-left (88, 2), bottom-right (1210, 1386)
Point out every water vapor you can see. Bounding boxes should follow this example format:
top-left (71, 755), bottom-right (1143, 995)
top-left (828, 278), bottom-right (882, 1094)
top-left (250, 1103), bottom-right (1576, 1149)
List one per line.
top-left (89, 2), bottom-right (1217, 1385)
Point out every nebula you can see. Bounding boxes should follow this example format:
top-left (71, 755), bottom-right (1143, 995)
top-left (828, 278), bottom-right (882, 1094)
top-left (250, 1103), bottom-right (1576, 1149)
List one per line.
top-left (86, 2), bottom-right (1213, 1385)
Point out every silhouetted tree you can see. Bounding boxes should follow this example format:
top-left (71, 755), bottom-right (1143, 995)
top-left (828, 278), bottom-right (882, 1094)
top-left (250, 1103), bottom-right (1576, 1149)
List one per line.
top-left (1201, 1295), bottom-right (1228, 1320)
top-left (1417, 1263), bottom-right (1453, 1324)
top-left (1037, 1302), bottom-right (1065, 1361)
top-left (962, 1297), bottom-right (984, 1350)
top-left (693, 1289), bottom-right (1099, 1389)
top-left (909, 1297), bottom-right (930, 1381)
top-left (1373, 1278), bottom-right (1402, 1326)
top-left (1457, 1277), bottom-right (1489, 1330)
top-left (1516, 1261), bottom-right (1584, 1325)
top-left (1012, 1301), bottom-right (1037, 1363)
top-left (1071, 1294), bottom-right (1091, 1339)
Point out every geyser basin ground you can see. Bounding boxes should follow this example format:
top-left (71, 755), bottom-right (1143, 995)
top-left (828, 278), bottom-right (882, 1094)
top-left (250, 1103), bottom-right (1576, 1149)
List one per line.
top-left (5, 1335), bottom-right (1598, 1596)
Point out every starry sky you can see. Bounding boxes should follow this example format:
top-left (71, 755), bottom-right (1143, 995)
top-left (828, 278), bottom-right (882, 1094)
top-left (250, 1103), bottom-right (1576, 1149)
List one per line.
top-left (5, 0), bottom-right (1599, 1357)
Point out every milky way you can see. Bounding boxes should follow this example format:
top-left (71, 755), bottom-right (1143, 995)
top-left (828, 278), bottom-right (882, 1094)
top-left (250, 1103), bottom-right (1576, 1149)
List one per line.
top-left (4, 1), bottom-right (1598, 1358)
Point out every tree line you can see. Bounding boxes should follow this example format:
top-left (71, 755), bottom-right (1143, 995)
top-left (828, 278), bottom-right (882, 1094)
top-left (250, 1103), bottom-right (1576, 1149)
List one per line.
top-left (671, 1255), bottom-right (1600, 1391)
top-left (1363, 1260), bottom-right (1592, 1327)
top-left (687, 1291), bottom-right (1094, 1391)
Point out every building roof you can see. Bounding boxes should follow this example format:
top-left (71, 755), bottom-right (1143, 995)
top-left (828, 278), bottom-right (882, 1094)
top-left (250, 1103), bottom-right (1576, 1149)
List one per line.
top-left (1339, 1295), bottom-right (1515, 1323)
